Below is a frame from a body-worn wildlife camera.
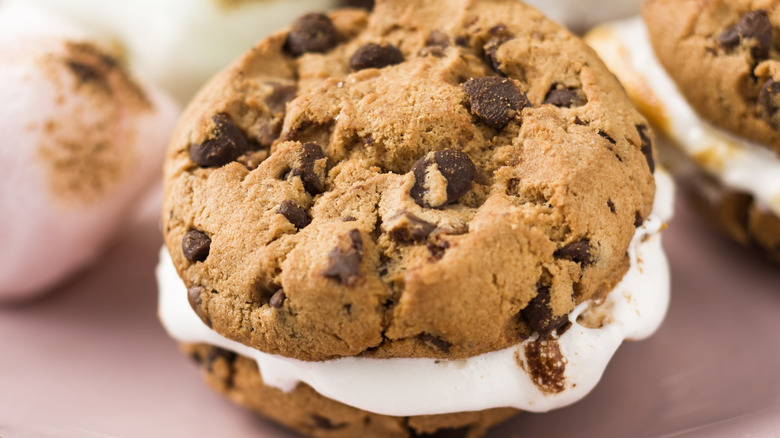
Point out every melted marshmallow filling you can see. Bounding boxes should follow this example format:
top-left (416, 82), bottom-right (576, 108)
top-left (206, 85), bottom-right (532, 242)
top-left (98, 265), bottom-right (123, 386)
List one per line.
top-left (157, 171), bottom-right (674, 417)
top-left (590, 17), bottom-right (780, 217)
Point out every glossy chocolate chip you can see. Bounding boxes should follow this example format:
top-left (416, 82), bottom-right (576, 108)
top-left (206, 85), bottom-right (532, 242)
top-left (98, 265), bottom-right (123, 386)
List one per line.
top-left (418, 333), bottom-right (452, 353)
top-left (322, 229), bottom-right (363, 286)
top-left (521, 285), bottom-right (568, 335)
top-left (544, 86), bottom-right (586, 108)
top-left (718, 10), bottom-right (772, 60)
top-left (187, 286), bottom-right (212, 328)
top-left (634, 212), bottom-right (644, 228)
top-left (410, 149), bottom-right (476, 208)
top-left (278, 200), bottom-right (310, 229)
top-left (265, 82), bottom-right (297, 114)
top-left (636, 125), bottom-right (656, 173)
top-left (269, 289), bottom-right (286, 309)
top-left (388, 212), bottom-right (436, 242)
top-left (189, 114), bottom-right (250, 167)
top-left (285, 13), bottom-right (338, 57)
top-left (462, 76), bottom-right (530, 129)
top-left (182, 230), bottom-right (211, 262)
top-left (349, 43), bottom-right (404, 71)
top-left (554, 240), bottom-right (595, 266)
top-left (758, 78), bottom-right (780, 127)
top-left (290, 142), bottom-right (326, 194)
top-left (483, 25), bottom-right (513, 74)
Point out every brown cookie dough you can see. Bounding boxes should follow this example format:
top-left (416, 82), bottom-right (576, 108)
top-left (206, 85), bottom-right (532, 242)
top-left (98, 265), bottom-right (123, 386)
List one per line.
top-left (162, 0), bottom-right (656, 362)
top-left (643, 0), bottom-right (780, 154)
top-left (673, 152), bottom-right (780, 263)
top-left (184, 343), bottom-right (517, 438)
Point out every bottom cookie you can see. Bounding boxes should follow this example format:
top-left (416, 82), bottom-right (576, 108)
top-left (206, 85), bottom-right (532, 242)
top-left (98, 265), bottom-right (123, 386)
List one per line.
top-left (183, 343), bottom-right (519, 438)
top-left (668, 148), bottom-right (780, 264)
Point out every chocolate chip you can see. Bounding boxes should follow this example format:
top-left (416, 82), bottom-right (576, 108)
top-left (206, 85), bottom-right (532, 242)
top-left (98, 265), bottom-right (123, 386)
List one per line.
top-left (182, 230), bottom-right (211, 262)
top-left (188, 286), bottom-right (212, 328)
top-left (269, 289), bottom-right (286, 309)
top-left (544, 86), bottom-right (586, 107)
top-left (462, 77), bottom-right (530, 130)
top-left (278, 200), bottom-right (310, 229)
top-left (410, 149), bottom-right (476, 208)
top-left (205, 347), bottom-right (237, 372)
top-left (483, 25), bottom-right (513, 74)
top-left (285, 13), bottom-right (338, 57)
top-left (312, 415), bottom-right (346, 430)
top-left (598, 130), bottom-right (616, 144)
top-left (427, 240), bottom-right (450, 259)
top-left (418, 333), bottom-right (452, 353)
top-left (349, 43), bottom-right (404, 71)
top-left (636, 125), bottom-right (655, 173)
top-left (607, 199), bottom-right (616, 213)
top-left (554, 240), bottom-right (595, 266)
top-left (189, 114), bottom-right (250, 167)
top-left (388, 212), bottom-right (436, 242)
top-left (322, 229), bottom-right (363, 286)
top-left (266, 82), bottom-right (297, 114)
top-left (521, 285), bottom-right (568, 335)
top-left (634, 212), bottom-right (644, 228)
top-left (290, 142), bottom-right (326, 194)
top-left (758, 78), bottom-right (780, 127)
top-left (718, 10), bottom-right (772, 60)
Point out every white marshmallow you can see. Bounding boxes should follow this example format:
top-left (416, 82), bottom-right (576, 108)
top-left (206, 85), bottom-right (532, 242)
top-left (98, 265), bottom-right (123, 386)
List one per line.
top-left (0, 5), bottom-right (179, 301)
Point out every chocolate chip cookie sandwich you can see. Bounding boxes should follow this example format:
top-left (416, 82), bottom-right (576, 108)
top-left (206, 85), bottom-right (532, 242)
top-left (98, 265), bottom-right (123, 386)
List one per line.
top-left (586, 0), bottom-right (780, 263)
top-left (156, 0), bottom-right (674, 436)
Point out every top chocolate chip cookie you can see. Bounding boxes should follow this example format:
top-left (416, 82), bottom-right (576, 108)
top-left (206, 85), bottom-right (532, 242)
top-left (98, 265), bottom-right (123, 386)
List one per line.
top-left (643, 0), bottom-right (780, 153)
top-left (163, 0), bottom-right (656, 362)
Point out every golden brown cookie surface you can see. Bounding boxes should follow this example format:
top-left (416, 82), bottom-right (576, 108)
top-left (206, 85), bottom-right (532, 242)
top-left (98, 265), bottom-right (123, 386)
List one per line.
top-left (643, 0), bottom-right (780, 154)
top-left (163, 0), bottom-right (655, 362)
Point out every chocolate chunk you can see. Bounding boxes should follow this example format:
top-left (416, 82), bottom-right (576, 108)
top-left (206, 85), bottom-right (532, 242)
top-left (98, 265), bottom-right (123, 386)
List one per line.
top-left (636, 125), bottom-right (655, 173)
top-left (483, 25), bottom-right (513, 74)
top-left (312, 415), bottom-right (347, 430)
top-left (607, 199), bottom-right (616, 213)
top-left (524, 338), bottom-right (566, 394)
top-left (544, 86), bottom-right (586, 107)
top-left (322, 229), bottom-right (363, 286)
top-left (427, 240), bottom-right (450, 260)
top-left (278, 200), bottom-right (310, 229)
top-left (189, 114), bottom-right (250, 167)
top-left (718, 10), bottom-right (772, 59)
top-left (418, 333), bottom-right (452, 353)
top-left (182, 229), bottom-right (211, 262)
top-left (187, 286), bottom-right (212, 328)
top-left (758, 78), bottom-right (780, 127)
top-left (269, 289), bottom-right (286, 309)
top-left (290, 142), bottom-right (327, 194)
top-left (554, 240), bottom-right (595, 266)
top-left (349, 43), bottom-right (404, 71)
top-left (462, 77), bottom-right (530, 130)
top-left (205, 347), bottom-right (237, 373)
top-left (285, 13), bottom-right (338, 57)
top-left (265, 82), bottom-right (297, 114)
top-left (634, 212), bottom-right (644, 228)
top-left (410, 149), bottom-right (476, 208)
top-left (388, 211), bottom-right (436, 242)
top-left (598, 130), bottom-right (616, 144)
top-left (521, 285), bottom-right (568, 335)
